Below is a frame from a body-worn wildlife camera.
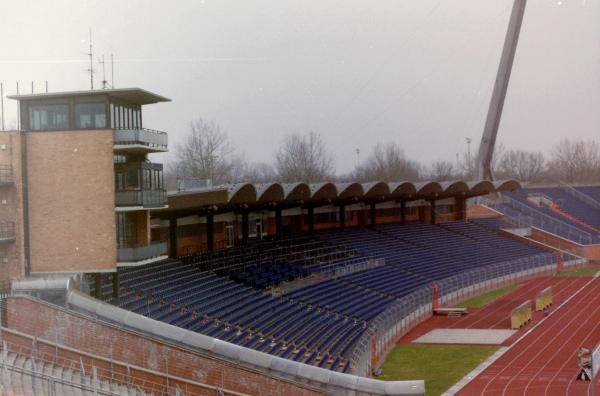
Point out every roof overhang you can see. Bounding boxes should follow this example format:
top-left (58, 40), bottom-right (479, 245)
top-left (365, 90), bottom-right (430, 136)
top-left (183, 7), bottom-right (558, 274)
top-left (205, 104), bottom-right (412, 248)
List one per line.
top-left (8, 88), bottom-right (171, 105)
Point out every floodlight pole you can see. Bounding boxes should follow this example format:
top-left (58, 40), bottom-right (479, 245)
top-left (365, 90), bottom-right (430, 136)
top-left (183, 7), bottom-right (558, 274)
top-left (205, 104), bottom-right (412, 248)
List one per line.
top-left (475, 0), bottom-right (527, 181)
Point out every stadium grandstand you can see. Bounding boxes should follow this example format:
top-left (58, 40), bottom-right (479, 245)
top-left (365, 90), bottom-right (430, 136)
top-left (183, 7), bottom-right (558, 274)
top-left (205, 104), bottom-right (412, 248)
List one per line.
top-left (0, 86), bottom-right (594, 395)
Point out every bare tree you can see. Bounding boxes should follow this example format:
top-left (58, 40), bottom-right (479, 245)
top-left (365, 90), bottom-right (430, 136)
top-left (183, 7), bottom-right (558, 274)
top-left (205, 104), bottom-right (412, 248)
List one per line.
top-left (497, 150), bottom-right (545, 183)
top-left (275, 132), bottom-right (335, 182)
top-left (352, 142), bottom-right (422, 181)
top-left (244, 162), bottom-right (277, 183)
top-left (547, 139), bottom-right (600, 183)
top-left (459, 142), bottom-right (505, 180)
top-left (174, 118), bottom-right (245, 185)
top-left (429, 160), bottom-right (456, 182)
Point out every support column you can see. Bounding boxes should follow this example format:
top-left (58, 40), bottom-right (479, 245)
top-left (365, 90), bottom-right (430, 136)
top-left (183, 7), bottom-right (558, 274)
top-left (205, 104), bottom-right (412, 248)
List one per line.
top-left (370, 202), bottom-right (376, 229)
top-left (400, 201), bottom-right (406, 224)
top-left (430, 200), bottom-right (436, 225)
top-left (169, 218), bottom-right (178, 258)
top-left (241, 211), bottom-right (249, 246)
top-left (339, 205), bottom-right (346, 231)
top-left (307, 206), bottom-right (314, 235)
top-left (94, 273), bottom-right (102, 300)
top-left (112, 271), bottom-right (120, 305)
top-left (458, 197), bottom-right (467, 220)
top-left (275, 208), bottom-right (282, 240)
top-left (206, 212), bottom-right (214, 252)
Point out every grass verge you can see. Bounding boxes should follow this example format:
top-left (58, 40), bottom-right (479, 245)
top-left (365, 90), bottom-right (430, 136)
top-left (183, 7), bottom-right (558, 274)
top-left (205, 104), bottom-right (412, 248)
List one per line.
top-left (378, 344), bottom-right (498, 396)
top-left (555, 266), bottom-right (600, 277)
top-left (457, 284), bottom-right (520, 308)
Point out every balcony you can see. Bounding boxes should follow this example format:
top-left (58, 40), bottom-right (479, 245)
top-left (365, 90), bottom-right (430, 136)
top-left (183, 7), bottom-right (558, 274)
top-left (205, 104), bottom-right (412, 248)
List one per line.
top-left (113, 128), bottom-right (168, 153)
top-left (0, 222), bottom-right (15, 244)
top-left (0, 165), bottom-right (14, 188)
top-left (117, 242), bottom-right (167, 264)
top-left (115, 189), bottom-right (167, 208)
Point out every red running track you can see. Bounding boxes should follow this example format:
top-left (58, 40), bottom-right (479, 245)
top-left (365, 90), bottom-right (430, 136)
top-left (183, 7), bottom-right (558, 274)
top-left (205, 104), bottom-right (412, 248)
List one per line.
top-left (398, 276), bottom-right (585, 345)
top-left (458, 276), bottom-right (600, 395)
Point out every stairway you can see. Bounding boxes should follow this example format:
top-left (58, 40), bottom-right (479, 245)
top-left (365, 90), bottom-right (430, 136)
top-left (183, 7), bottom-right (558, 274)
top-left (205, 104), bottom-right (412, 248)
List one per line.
top-left (0, 350), bottom-right (153, 396)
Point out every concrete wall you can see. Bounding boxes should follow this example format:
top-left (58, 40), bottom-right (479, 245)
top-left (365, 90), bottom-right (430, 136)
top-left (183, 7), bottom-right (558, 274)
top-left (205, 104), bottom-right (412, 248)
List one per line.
top-left (26, 130), bottom-right (116, 273)
top-left (0, 132), bottom-right (25, 281)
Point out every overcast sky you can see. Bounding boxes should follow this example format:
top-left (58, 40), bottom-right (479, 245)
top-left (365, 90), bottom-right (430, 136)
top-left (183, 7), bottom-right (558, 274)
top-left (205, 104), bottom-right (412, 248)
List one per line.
top-left (1, 0), bottom-right (598, 173)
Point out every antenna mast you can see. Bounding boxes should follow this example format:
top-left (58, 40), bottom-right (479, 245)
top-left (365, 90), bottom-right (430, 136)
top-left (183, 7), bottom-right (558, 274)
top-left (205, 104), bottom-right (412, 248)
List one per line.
top-left (87, 29), bottom-right (94, 90)
top-left (99, 55), bottom-right (108, 89)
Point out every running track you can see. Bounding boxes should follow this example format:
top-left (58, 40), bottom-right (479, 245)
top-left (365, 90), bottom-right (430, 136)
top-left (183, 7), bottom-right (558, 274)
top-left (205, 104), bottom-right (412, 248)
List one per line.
top-left (399, 276), bottom-right (586, 344)
top-left (457, 276), bottom-right (600, 395)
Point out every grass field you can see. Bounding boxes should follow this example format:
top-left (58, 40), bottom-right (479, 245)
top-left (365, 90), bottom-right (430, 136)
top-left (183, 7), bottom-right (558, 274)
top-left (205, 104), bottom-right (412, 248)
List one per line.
top-left (555, 266), bottom-right (600, 277)
top-left (457, 284), bottom-right (520, 308)
top-left (378, 344), bottom-right (499, 396)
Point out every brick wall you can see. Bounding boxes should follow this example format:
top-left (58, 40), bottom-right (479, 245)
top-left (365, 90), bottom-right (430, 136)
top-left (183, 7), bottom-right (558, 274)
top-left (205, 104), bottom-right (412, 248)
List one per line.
top-left (26, 129), bottom-right (117, 273)
top-left (5, 297), bottom-right (325, 396)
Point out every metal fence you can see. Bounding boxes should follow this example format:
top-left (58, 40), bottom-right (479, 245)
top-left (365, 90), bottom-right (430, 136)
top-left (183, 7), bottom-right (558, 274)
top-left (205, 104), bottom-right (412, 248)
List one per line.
top-left (491, 196), bottom-right (594, 245)
top-left (117, 242), bottom-right (167, 263)
top-left (562, 184), bottom-right (600, 211)
top-left (347, 252), bottom-right (584, 376)
top-left (113, 128), bottom-right (168, 150)
top-left (0, 330), bottom-right (248, 396)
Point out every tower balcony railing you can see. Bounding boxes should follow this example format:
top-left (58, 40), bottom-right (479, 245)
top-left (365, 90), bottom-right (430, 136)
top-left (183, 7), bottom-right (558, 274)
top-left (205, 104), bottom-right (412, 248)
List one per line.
top-left (0, 222), bottom-right (16, 243)
top-left (113, 128), bottom-right (168, 152)
top-left (0, 165), bottom-right (14, 187)
top-left (115, 189), bottom-right (167, 208)
top-left (117, 242), bottom-right (167, 263)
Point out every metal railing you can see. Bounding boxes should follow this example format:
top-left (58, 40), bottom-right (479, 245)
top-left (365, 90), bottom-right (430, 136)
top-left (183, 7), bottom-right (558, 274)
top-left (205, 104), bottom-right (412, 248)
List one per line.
top-left (562, 183), bottom-right (600, 211)
top-left (115, 189), bottom-right (167, 207)
top-left (0, 165), bottom-right (14, 186)
top-left (492, 196), bottom-right (594, 245)
top-left (347, 252), bottom-right (576, 376)
top-left (117, 242), bottom-right (167, 263)
top-left (0, 222), bottom-right (15, 242)
top-left (113, 128), bottom-right (168, 150)
top-left (0, 331), bottom-right (248, 396)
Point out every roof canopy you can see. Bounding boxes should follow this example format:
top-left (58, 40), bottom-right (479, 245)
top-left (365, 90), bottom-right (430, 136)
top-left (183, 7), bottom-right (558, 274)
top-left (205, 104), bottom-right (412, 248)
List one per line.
top-left (160, 179), bottom-right (521, 218)
top-left (8, 88), bottom-right (171, 105)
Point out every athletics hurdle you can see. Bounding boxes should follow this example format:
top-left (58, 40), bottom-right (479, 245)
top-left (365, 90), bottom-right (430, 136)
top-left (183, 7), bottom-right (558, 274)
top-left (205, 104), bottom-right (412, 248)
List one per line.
top-left (511, 300), bottom-right (532, 329)
top-left (535, 287), bottom-right (552, 311)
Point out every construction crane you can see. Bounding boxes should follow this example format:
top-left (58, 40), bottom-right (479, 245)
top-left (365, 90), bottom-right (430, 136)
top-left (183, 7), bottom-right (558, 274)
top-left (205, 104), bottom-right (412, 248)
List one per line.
top-left (475, 0), bottom-right (527, 181)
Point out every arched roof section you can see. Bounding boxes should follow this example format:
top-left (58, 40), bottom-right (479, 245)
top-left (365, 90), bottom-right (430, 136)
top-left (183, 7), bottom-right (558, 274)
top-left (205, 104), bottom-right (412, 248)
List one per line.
top-left (414, 181), bottom-right (442, 197)
top-left (227, 183), bottom-right (257, 204)
top-left (494, 179), bottom-right (522, 192)
top-left (281, 182), bottom-right (311, 202)
top-left (309, 183), bottom-right (338, 201)
top-left (255, 183), bottom-right (284, 203)
top-left (467, 180), bottom-right (495, 196)
top-left (440, 181), bottom-right (469, 195)
top-left (362, 182), bottom-right (390, 198)
top-left (336, 182), bottom-right (364, 200)
top-left (389, 182), bottom-right (417, 198)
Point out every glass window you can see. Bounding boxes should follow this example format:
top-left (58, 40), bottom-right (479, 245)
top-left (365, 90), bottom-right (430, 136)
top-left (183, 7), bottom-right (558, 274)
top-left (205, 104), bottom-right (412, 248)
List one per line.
top-left (75, 103), bottom-right (107, 129)
top-left (110, 103), bottom-right (115, 128)
top-left (29, 104), bottom-right (69, 130)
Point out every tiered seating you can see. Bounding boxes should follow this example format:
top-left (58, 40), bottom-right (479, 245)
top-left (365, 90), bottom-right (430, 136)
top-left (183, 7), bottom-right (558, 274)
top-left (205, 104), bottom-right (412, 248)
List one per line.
top-left (494, 190), bottom-right (600, 243)
top-left (315, 221), bottom-right (555, 297)
top-left (228, 260), bottom-right (308, 289)
top-left (535, 187), bottom-right (600, 229)
top-left (180, 235), bottom-right (360, 287)
top-left (101, 220), bottom-right (558, 374)
top-left (114, 259), bottom-right (360, 372)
